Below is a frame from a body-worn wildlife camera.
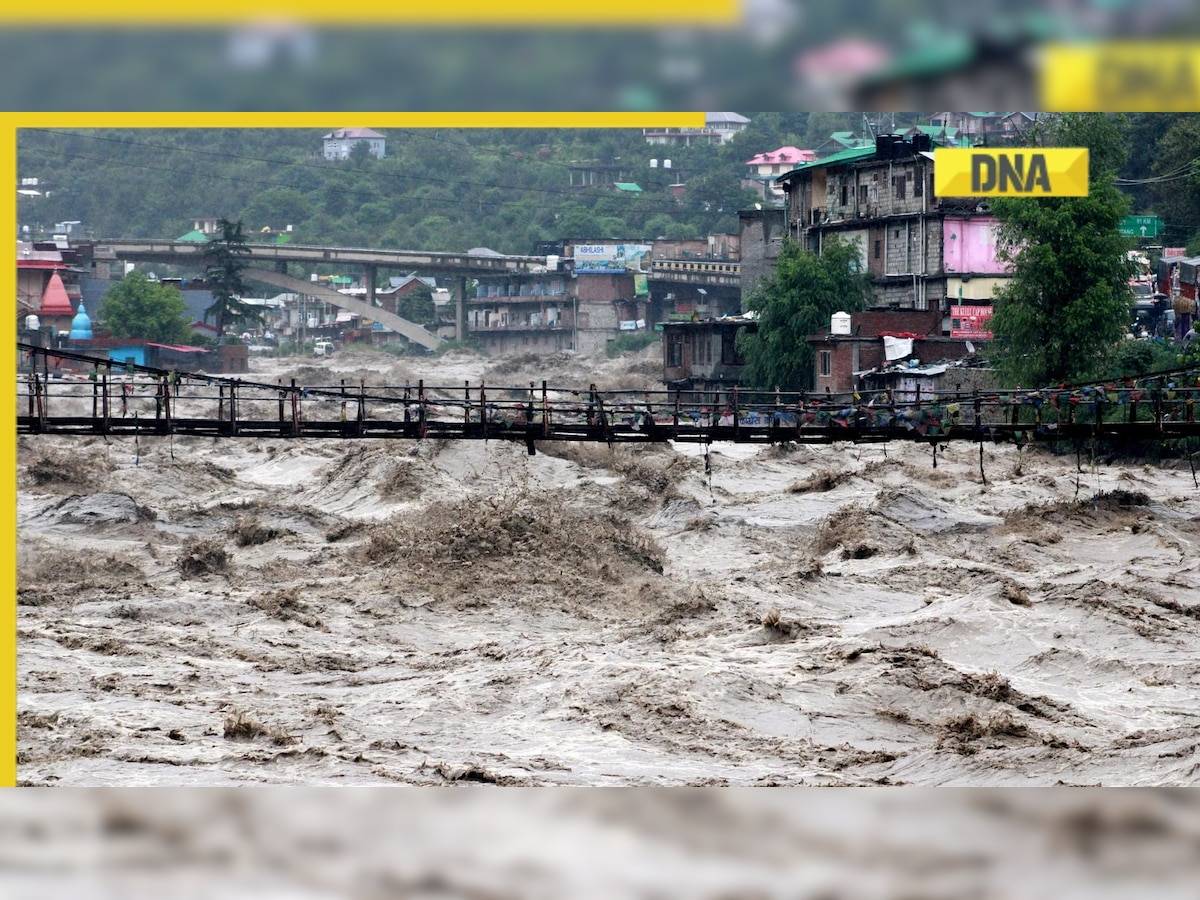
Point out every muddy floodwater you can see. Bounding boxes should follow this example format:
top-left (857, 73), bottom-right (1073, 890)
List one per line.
top-left (16, 347), bottom-right (1200, 785)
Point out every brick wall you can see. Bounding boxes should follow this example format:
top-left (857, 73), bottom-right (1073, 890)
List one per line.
top-left (651, 239), bottom-right (708, 259)
top-left (807, 329), bottom-right (984, 393)
top-left (911, 337), bottom-right (979, 364)
top-left (871, 277), bottom-right (947, 311)
top-left (809, 337), bottom-right (886, 394)
top-left (849, 307), bottom-right (941, 337)
top-left (738, 208), bottom-right (784, 307)
top-left (823, 156), bottom-right (934, 222)
top-left (575, 273), bottom-right (634, 302)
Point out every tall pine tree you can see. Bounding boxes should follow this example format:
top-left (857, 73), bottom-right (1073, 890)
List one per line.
top-left (202, 218), bottom-right (257, 340)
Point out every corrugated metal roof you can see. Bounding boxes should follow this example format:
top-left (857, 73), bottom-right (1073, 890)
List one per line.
top-left (911, 124), bottom-right (959, 139)
top-left (705, 112), bottom-right (750, 124)
top-left (614, 182), bottom-right (643, 192)
top-left (776, 145), bottom-right (877, 182)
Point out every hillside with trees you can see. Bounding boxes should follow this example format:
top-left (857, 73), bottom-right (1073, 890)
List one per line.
top-left (17, 116), bottom-right (863, 253)
top-left (19, 113), bottom-right (1195, 264)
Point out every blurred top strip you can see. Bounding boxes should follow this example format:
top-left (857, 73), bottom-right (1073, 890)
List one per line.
top-left (0, 0), bottom-right (741, 26)
top-left (0, 2), bottom-right (1197, 111)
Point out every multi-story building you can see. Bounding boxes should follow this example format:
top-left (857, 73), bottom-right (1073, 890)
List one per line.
top-left (737, 207), bottom-right (785, 305)
top-left (742, 146), bottom-right (816, 202)
top-left (321, 127), bottom-right (386, 160)
top-left (643, 112), bottom-right (750, 147)
top-left (661, 316), bottom-right (757, 393)
top-left (472, 235), bottom-right (744, 357)
top-left (466, 271), bottom-right (575, 355)
top-left (777, 132), bottom-right (1009, 316)
top-left (928, 112), bottom-right (1036, 141)
top-left (777, 132), bottom-right (1011, 389)
top-left (778, 133), bottom-right (947, 311)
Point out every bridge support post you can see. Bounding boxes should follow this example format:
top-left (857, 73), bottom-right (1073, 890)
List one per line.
top-left (364, 264), bottom-right (377, 310)
top-left (453, 276), bottom-right (467, 342)
top-left (274, 260), bottom-right (287, 275)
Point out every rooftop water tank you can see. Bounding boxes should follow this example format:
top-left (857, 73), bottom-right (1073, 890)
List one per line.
top-left (24, 314), bottom-right (40, 332)
top-left (830, 311), bottom-right (852, 335)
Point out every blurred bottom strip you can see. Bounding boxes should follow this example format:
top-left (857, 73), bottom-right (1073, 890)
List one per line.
top-left (0, 787), bottom-right (1195, 898)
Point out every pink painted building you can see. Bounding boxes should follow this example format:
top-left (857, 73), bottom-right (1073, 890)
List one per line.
top-left (942, 216), bottom-right (1011, 340)
top-left (744, 146), bottom-right (817, 202)
top-left (942, 216), bottom-right (1008, 275)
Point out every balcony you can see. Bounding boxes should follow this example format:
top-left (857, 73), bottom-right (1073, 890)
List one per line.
top-left (468, 322), bottom-right (570, 334)
top-left (467, 293), bottom-right (569, 304)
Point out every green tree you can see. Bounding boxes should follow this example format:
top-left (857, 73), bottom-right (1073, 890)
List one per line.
top-left (1148, 115), bottom-right (1200, 231)
top-left (242, 187), bottom-right (312, 229)
top-left (989, 114), bottom-right (1135, 385)
top-left (737, 238), bottom-right (873, 391)
top-left (395, 282), bottom-right (436, 324)
top-left (99, 272), bottom-right (192, 343)
top-left (202, 218), bottom-right (258, 339)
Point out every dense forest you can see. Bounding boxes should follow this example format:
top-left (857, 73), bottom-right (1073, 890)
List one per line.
top-left (15, 115), bottom-right (883, 253)
top-left (17, 114), bottom-right (1200, 255)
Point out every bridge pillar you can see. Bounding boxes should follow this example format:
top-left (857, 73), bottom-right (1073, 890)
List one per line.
top-left (274, 259), bottom-right (287, 274)
top-left (453, 276), bottom-right (467, 342)
top-left (364, 264), bottom-right (377, 308)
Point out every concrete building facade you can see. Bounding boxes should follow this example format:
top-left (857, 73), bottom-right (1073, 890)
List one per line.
top-left (777, 133), bottom-right (1010, 326)
top-left (737, 208), bottom-right (785, 307)
top-left (322, 128), bottom-right (386, 160)
top-left (643, 112), bottom-right (750, 146)
top-left (467, 271), bottom-right (575, 355)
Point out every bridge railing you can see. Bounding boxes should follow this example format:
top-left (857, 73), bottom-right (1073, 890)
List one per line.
top-left (18, 343), bottom-right (1200, 445)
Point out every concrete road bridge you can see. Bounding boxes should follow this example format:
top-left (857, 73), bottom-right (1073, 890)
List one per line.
top-left (76, 239), bottom-right (558, 347)
top-left (78, 239), bottom-right (550, 276)
top-left (73, 241), bottom-right (749, 347)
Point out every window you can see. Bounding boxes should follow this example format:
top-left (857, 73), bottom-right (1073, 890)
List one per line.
top-left (859, 185), bottom-right (868, 204)
top-left (873, 240), bottom-right (881, 260)
top-left (721, 329), bottom-right (743, 365)
top-left (819, 350), bottom-right (832, 377)
top-left (928, 173), bottom-right (935, 199)
top-left (840, 183), bottom-right (848, 205)
top-left (668, 336), bottom-right (683, 367)
top-left (894, 175), bottom-right (906, 199)
top-left (914, 171), bottom-right (923, 197)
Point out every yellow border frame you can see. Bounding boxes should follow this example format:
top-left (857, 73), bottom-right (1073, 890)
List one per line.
top-left (1, 1), bottom-right (739, 25)
top-left (1, 110), bottom-right (705, 786)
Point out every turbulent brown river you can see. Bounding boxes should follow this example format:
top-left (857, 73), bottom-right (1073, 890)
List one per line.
top-left (16, 346), bottom-right (1200, 785)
